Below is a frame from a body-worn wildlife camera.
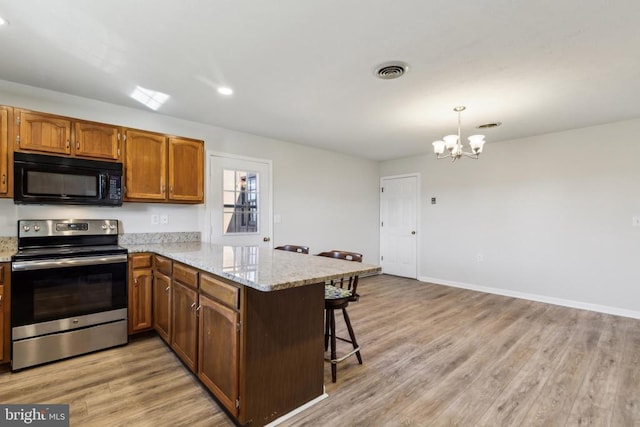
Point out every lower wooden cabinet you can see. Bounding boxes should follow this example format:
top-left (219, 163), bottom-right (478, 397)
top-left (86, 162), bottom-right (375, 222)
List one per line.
top-left (153, 269), bottom-right (172, 343)
top-left (0, 262), bottom-right (10, 363)
top-left (198, 293), bottom-right (240, 416)
top-left (171, 280), bottom-right (199, 372)
top-left (128, 254), bottom-right (153, 334)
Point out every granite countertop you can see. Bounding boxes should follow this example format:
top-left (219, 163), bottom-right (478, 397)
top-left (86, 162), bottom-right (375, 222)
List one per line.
top-left (0, 251), bottom-right (14, 262)
top-left (122, 242), bottom-right (381, 292)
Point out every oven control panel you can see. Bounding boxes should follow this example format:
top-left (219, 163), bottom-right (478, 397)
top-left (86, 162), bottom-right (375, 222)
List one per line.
top-left (18, 219), bottom-right (119, 237)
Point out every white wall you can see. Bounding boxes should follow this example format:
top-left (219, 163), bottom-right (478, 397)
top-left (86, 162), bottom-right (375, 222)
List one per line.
top-left (381, 119), bottom-right (640, 316)
top-left (0, 80), bottom-right (380, 262)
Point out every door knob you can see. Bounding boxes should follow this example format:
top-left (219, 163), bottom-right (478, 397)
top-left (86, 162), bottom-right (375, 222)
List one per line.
top-left (263, 236), bottom-right (271, 242)
top-left (411, 231), bottom-right (416, 235)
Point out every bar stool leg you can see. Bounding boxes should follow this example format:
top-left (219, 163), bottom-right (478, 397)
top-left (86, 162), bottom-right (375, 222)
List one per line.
top-left (342, 307), bottom-right (362, 364)
top-left (330, 309), bottom-right (337, 383)
top-left (324, 309), bottom-right (330, 351)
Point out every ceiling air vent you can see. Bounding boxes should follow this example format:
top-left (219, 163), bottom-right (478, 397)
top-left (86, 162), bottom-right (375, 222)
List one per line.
top-left (375, 62), bottom-right (408, 80)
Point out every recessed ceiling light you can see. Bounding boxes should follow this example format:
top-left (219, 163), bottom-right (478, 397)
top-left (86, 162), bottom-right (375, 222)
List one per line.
top-left (218, 87), bottom-right (233, 96)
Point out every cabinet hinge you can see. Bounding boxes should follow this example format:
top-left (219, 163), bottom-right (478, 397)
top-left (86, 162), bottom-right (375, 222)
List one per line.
top-left (16, 135), bottom-right (20, 144)
top-left (117, 133), bottom-right (121, 141)
top-left (235, 398), bottom-right (240, 409)
top-left (16, 116), bottom-right (20, 126)
top-left (381, 221), bottom-right (384, 227)
top-left (381, 187), bottom-right (384, 193)
top-left (236, 321), bottom-right (241, 333)
top-left (381, 255), bottom-right (384, 261)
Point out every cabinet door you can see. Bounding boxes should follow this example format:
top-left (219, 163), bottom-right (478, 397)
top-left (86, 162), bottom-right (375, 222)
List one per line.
top-left (74, 121), bottom-right (121, 161)
top-left (172, 281), bottom-right (198, 372)
top-left (153, 271), bottom-right (172, 343)
top-left (124, 130), bottom-right (167, 200)
top-left (129, 268), bottom-right (153, 334)
top-left (198, 294), bottom-right (240, 416)
top-left (17, 110), bottom-right (72, 155)
top-left (0, 107), bottom-right (9, 195)
top-left (0, 285), bottom-right (4, 362)
top-left (168, 137), bottom-right (204, 203)
top-left (1, 263), bottom-right (10, 363)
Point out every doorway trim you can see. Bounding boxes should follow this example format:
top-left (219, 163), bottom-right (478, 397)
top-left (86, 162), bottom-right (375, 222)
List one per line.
top-left (379, 172), bottom-right (420, 279)
top-left (205, 151), bottom-right (274, 246)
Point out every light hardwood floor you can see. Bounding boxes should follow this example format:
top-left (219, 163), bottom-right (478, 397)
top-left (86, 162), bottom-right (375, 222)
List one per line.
top-left (2, 274), bottom-right (639, 426)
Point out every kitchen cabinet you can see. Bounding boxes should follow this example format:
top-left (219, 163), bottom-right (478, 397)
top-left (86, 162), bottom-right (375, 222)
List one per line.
top-left (0, 262), bottom-right (9, 363)
top-left (15, 109), bottom-right (72, 156)
top-left (0, 106), bottom-right (12, 197)
top-left (124, 130), bottom-right (204, 203)
top-left (171, 263), bottom-right (199, 372)
top-left (128, 254), bottom-right (153, 334)
top-left (15, 109), bottom-right (122, 162)
top-left (153, 255), bottom-right (172, 344)
top-left (198, 274), bottom-right (241, 416)
top-left (73, 120), bottom-right (122, 161)
top-left (124, 130), bottom-right (167, 201)
top-left (168, 137), bottom-right (204, 202)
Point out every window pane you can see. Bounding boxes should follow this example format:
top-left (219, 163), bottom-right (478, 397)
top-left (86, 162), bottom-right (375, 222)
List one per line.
top-left (223, 168), bottom-right (259, 234)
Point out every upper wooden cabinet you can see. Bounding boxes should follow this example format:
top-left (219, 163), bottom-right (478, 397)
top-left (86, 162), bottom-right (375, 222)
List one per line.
top-left (74, 121), bottom-right (122, 160)
top-left (16, 110), bottom-right (71, 155)
top-left (124, 130), bottom-right (167, 201)
top-left (15, 109), bottom-right (122, 161)
top-left (124, 130), bottom-right (204, 204)
top-left (169, 137), bottom-right (204, 202)
top-left (0, 106), bottom-right (11, 197)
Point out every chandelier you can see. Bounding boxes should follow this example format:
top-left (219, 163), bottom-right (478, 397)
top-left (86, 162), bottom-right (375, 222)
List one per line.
top-left (432, 106), bottom-right (486, 161)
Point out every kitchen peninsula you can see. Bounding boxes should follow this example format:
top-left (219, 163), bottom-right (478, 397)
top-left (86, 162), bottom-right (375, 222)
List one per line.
top-left (123, 241), bottom-right (380, 426)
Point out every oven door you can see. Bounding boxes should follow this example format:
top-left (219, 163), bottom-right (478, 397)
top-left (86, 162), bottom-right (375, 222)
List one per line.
top-left (11, 254), bottom-right (128, 331)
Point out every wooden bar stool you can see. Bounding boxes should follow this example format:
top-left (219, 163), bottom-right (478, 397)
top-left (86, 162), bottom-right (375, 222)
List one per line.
top-left (317, 250), bottom-right (363, 382)
top-left (275, 245), bottom-right (310, 254)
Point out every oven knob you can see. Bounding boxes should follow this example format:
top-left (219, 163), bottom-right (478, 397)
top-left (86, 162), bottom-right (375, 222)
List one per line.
top-left (23, 225), bottom-right (30, 232)
top-left (102, 224), bottom-right (108, 230)
top-left (33, 225), bottom-right (41, 232)
top-left (109, 224), bottom-right (116, 230)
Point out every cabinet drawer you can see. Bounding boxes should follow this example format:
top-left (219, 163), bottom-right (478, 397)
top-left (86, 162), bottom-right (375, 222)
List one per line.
top-left (200, 274), bottom-right (240, 309)
top-left (130, 254), bottom-right (152, 269)
top-left (173, 263), bottom-right (198, 289)
top-left (154, 255), bottom-right (172, 275)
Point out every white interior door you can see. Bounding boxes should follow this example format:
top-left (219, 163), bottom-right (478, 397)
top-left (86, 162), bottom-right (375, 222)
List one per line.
top-left (380, 174), bottom-right (418, 278)
top-left (208, 154), bottom-right (272, 247)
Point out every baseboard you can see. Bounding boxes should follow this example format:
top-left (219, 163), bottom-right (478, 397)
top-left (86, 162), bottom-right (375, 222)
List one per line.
top-left (264, 391), bottom-right (329, 427)
top-left (418, 275), bottom-right (640, 320)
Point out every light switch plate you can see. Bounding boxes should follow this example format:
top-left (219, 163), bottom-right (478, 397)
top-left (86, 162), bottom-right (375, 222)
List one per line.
top-left (160, 215), bottom-right (169, 224)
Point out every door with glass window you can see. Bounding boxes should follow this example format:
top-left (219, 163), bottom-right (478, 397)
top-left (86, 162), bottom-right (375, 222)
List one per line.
top-left (208, 155), bottom-right (272, 247)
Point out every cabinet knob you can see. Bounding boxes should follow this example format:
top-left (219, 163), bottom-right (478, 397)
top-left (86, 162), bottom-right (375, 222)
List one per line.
top-left (1, 174), bottom-right (5, 185)
top-left (66, 140), bottom-right (70, 149)
top-left (165, 286), bottom-right (170, 292)
top-left (76, 142), bottom-right (80, 150)
top-left (134, 278), bottom-right (138, 285)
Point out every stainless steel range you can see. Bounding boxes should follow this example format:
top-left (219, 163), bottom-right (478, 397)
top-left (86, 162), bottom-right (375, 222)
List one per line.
top-left (11, 219), bottom-right (128, 370)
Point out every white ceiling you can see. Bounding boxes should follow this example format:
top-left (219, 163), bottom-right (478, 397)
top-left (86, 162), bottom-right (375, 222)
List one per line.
top-left (0, 0), bottom-right (639, 161)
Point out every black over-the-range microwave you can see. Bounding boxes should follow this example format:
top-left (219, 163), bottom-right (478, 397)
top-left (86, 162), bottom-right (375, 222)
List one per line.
top-left (13, 152), bottom-right (123, 206)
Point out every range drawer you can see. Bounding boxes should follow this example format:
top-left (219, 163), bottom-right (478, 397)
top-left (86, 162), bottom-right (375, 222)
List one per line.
top-left (200, 273), bottom-right (240, 309)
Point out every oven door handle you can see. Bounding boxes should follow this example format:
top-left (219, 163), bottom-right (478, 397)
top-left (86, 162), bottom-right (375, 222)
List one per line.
top-left (12, 254), bottom-right (128, 271)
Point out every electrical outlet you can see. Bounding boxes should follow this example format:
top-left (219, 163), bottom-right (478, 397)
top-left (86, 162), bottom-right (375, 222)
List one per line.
top-left (151, 215), bottom-right (159, 225)
top-left (160, 214), bottom-right (169, 224)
